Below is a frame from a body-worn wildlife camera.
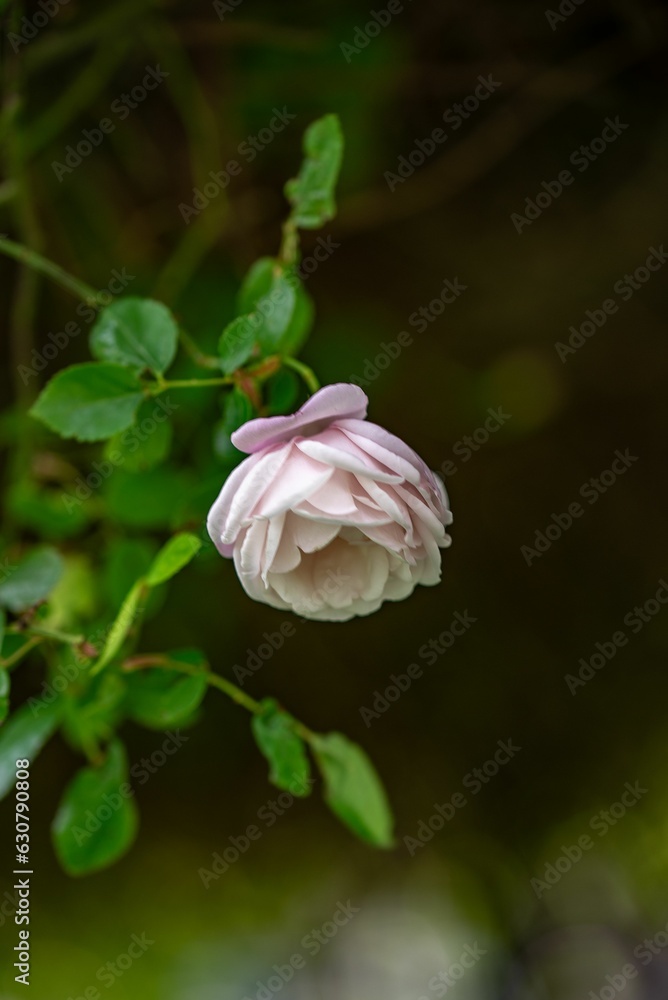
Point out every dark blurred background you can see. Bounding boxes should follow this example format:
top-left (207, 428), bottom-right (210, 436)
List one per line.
top-left (1, 0), bottom-right (668, 997)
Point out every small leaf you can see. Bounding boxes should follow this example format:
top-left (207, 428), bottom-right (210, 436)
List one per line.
top-left (0, 697), bottom-right (63, 799)
top-left (30, 363), bottom-right (144, 442)
top-left (52, 739), bottom-right (138, 876)
top-left (218, 315), bottom-right (258, 374)
top-left (311, 732), bottom-right (394, 848)
top-left (0, 667), bottom-right (9, 725)
top-left (237, 257), bottom-right (276, 315)
top-left (90, 297), bottom-right (178, 375)
top-left (255, 271), bottom-right (297, 354)
top-left (285, 114), bottom-right (344, 229)
top-left (146, 533), bottom-right (202, 587)
top-left (252, 699), bottom-right (312, 797)
top-left (125, 649), bottom-right (207, 729)
top-left (92, 579), bottom-right (145, 675)
top-left (0, 546), bottom-right (64, 613)
top-left (238, 259), bottom-right (312, 355)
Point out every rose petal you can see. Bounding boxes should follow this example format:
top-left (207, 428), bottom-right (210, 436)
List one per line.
top-left (232, 383), bottom-right (368, 454)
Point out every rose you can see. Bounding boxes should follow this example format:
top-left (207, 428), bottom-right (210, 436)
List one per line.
top-left (207, 383), bottom-right (452, 621)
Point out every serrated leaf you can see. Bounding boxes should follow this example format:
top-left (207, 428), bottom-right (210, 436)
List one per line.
top-left (285, 114), bottom-right (344, 229)
top-left (311, 732), bottom-right (394, 848)
top-left (218, 315), bottom-right (258, 374)
top-left (125, 649), bottom-right (207, 729)
top-left (146, 533), bottom-right (202, 587)
top-left (30, 363), bottom-right (144, 442)
top-left (0, 546), bottom-right (64, 613)
top-left (52, 739), bottom-right (138, 876)
top-left (90, 297), bottom-right (178, 374)
top-left (252, 699), bottom-right (312, 796)
top-left (0, 697), bottom-right (63, 799)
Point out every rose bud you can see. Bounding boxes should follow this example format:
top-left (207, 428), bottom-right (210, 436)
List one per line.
top-left (207, 383), bottom-right (452, 621)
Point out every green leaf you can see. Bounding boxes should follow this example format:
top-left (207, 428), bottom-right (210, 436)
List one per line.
top-left (0, 546), bottom-right (64, 613)
top-left (237, 257), bottom-right (276, 315)
top-left (252, 699), bottom-right (312, 797)
top-left (62, 672), bottom-right (126, 752)
top-left (285, 114), bottom-right (344, 229)
top-left (30, 363), bottom-right (144, 442)
top-left (103, 538), bottom-right (158, 609)
top-left (146, 533), bottom-right (202, 587)
top-left (91, 579), bottom-right (145, 675)
top-left (0, 697), bottom-right (63, 799)
top-left (255, 271), bottom-right (297, 353)
top-left (0, 608), bottom-right (4, 659)
top-left (218, 315), bottom-right (258, 374)
top-left (0, 666), bottom-right (9, 725)
top-left (125, 649), bottom-right (207, 729)
top-left (238, 258), bottom-right (313, 355)
top-left (52, 739), bottom-right (139, 876)
top-left (90, 297), bottom-right (178, 374)
top-left (311, 732), bottom-right (394, 848)
top-left (224, 386), bottom-right (254, 432)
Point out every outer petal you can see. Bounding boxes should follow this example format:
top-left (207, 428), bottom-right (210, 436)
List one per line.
top-left (231, 383), bottom-right (368, 454)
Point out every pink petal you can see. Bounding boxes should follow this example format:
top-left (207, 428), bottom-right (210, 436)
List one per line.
top-left (232, 383), bottom-right (368, 454)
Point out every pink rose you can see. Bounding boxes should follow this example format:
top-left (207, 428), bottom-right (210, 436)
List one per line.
top-left (207, 384), bottom-right (452, 621)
